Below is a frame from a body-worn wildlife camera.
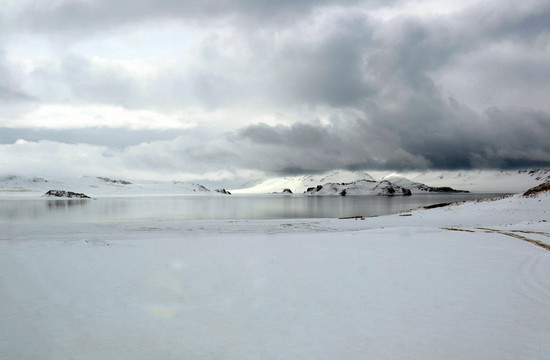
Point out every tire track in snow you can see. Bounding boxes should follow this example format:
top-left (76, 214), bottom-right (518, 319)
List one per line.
top-left (442, 226), bottom-right (550, 308)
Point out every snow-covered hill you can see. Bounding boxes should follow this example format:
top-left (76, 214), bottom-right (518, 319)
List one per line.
top-left (304, 179), bottom-right (412, 196)
top-left (231, 171), bottom-right (375, 194)
top-left (0, 175), bottom-right (214, 197)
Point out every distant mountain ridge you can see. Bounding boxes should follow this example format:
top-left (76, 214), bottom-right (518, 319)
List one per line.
top-left (2, 168), bottom-right (549, 197)
top-left (232, 169), bottom-right (550, 194)
top-left (0, 175), bottom-right (215, 197)
top-left (376, 169), bottom-right (550, 193)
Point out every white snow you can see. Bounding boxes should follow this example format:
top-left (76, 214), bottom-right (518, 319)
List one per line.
top-left (1, 188), bottom-right (550, 359)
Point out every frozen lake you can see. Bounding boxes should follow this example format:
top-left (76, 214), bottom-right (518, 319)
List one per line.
top-left (1, 193), bottom-right (507, 224)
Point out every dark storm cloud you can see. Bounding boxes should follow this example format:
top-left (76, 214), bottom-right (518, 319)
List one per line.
top-left (234, 97), bottom-right (550, 173)
top-left (272, 17), bottom-right (376, 107)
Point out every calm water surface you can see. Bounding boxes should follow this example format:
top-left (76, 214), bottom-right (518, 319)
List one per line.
top-left (0, 193), bottom-right (508, 224)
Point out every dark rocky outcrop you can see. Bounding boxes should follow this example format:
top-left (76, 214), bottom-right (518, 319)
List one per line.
top-left (416, 184), bottom-right (469, 193)
top-left (44, 190), bottom-right (91, 199)
top-left (305, 185), bottom-right (323, 194)
top-left (282, 188), bottom-right (293, 194)
top-left (523, 182), bottom-right (550, 197)
top-left (215, 188), bottom-right (232, 195)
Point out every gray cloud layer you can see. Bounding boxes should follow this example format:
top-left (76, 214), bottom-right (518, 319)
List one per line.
top-left (2, 0), bottom-right (550, 178)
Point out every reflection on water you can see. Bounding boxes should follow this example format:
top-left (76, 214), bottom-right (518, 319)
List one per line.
top-left (47, 199), bottom-right (89, 209)
top-left (0, 193), bottom-right (508, 224)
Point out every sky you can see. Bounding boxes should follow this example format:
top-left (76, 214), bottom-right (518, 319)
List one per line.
top-left (1, 0), bottom-right (550, 183)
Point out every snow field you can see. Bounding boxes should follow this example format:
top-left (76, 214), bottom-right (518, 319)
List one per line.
top-left (1, 192), bottom-right (550, 359)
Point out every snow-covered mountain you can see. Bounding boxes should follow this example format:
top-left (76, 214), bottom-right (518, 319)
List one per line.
top-left (233, 169), bottom-right (550, 194)
top-left (304, 179), bottom-right (412, 196)
top-left (231, 170), bottom-right (465, 195)
top-left (0, 175), bottom-right (214, 197)
top-left (3, 168), bottom-right (549, 197)
top-left (230, 171), bottom-right (375, 194)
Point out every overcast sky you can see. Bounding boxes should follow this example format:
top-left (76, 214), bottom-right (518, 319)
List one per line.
top-left (1, 0), bottom-right (550, 182)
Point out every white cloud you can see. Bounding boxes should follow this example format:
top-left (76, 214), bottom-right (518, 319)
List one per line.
top-left (3, 104), bottom-right (197, 130)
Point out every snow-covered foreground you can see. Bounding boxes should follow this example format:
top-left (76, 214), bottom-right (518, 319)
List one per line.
top-left (1, 192), bottom-right (550, 359)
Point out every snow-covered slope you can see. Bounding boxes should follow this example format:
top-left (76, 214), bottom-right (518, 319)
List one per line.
top-left (0, 175), bottom-right (50, 194)
top-left (0, 175), bottom-right (213, 197)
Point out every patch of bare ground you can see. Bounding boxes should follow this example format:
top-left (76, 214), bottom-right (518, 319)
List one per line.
top-left (423, 202), bottom-right (454, 209)
top-left (441, 227), bottom-right (475, 233)
top-left (523, 182), bottom-right (550, 197)
top-left (511, 230), bottom-right (550, 238)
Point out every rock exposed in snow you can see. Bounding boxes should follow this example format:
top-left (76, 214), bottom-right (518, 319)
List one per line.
top-left (304, 180), bottom-right (412, 196)
top-left (215, 188), bottom-right (232, 195)
top-left (523, 182), bottom-right (550, 197)
top-left (44, 190), bottom-right (91, 199)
